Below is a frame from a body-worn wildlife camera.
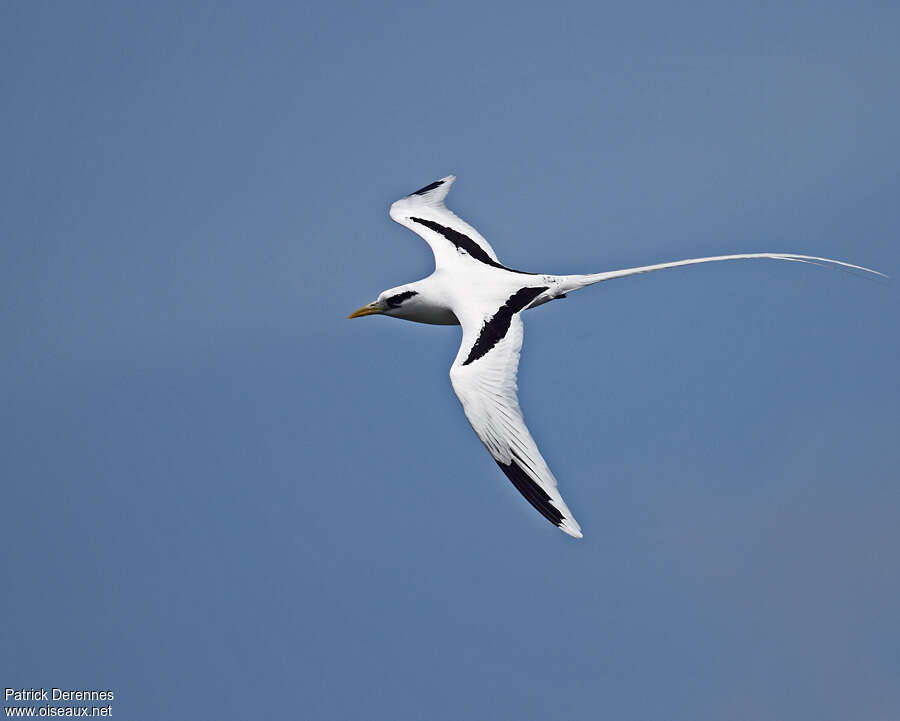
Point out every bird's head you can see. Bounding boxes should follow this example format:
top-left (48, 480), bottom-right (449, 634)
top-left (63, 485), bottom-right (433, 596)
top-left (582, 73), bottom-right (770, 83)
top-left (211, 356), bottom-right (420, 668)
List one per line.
top-left (348, 286), bottom-right (420, 319)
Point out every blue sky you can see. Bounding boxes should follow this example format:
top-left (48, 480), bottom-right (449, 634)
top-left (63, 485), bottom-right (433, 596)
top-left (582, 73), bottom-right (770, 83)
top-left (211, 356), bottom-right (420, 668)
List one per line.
top-left (2, 2), bottom-right (898, 719)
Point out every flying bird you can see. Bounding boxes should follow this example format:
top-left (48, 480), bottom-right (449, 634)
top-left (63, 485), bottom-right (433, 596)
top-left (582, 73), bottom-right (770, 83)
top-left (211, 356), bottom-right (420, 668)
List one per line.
top-left (349, 176), bottom-right (884, 538)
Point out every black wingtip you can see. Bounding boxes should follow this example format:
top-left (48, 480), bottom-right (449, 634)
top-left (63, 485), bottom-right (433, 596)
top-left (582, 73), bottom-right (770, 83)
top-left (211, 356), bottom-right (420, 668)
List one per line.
top-left (495, 458), bottom-right (565, 528)
top-left (410, 179), bottom-right (444, 196)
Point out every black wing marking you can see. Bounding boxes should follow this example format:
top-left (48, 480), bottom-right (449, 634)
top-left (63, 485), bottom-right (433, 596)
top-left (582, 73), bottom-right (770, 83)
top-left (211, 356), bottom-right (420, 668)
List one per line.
top-left (462, 286), bottom-right (548, 366)
top-left (496, 457), bottom-right (566, 528)
top-left (409, 217), bottom-right (535, 274)
top-left (410, 180), bottom-right (445, 196)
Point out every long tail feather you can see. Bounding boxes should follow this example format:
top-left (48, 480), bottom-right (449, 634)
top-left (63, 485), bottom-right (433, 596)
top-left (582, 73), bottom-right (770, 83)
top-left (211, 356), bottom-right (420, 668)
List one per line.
top-left (561, 253), bottom-right (887, 293)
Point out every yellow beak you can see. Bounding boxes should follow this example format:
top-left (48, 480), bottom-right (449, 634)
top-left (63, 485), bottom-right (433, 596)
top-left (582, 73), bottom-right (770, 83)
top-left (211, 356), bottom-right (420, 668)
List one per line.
top-left (348, 302), bottom-right (383, 319)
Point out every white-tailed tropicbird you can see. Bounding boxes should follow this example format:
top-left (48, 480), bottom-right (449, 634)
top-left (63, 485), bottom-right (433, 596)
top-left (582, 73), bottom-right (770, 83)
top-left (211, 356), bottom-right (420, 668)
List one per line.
top-left (349, 175), bottom-right (884, 538)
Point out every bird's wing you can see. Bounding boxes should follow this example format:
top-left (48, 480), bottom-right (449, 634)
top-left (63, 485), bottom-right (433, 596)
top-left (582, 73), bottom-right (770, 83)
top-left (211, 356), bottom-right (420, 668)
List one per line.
top-left (449, 287), bottom-right (583, 538)
top-left (389, 176), bottom-right (506, 270)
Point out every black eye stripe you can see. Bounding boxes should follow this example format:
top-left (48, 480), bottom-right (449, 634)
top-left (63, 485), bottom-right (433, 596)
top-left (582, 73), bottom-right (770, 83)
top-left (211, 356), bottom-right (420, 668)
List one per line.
top-left (385, 290), bottom-right (418, 308)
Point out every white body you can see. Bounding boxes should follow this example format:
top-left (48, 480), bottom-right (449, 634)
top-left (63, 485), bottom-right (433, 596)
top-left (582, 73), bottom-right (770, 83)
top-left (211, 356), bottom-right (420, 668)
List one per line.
top-left (351, 175), bottom-right (884, 538)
